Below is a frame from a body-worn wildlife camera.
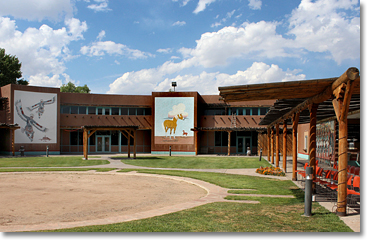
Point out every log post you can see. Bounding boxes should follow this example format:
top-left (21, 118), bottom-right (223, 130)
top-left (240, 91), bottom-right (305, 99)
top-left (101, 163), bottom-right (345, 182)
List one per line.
top-left (83, 128), bottom-right (88, 160)
top-left (309, 104), bottom-right (318, 191)
top-left (227, 131), bottom-right (231, 156)
top-left (127, 130), bottom-right (131, 158)
top-left (276, 123), bottom-right (280, 167)
top-left (133, 129), bottom-right (137, 159)
top-left (271, 127), bottom-right (274, 165)
top-left (334, 79), bottom-right (354, 216)
top-left (292, 112), bottom-right (300, 181)
top-left (267, 127), bottom-right (271, 161)
top-left (283, 120), bottom-right (287, 172)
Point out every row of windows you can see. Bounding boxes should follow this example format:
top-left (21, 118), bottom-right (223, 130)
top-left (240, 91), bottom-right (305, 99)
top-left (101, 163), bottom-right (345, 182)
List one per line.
top-left (61, 106), bottom-right (152, 116)
top-left (203, 107), bottom-right (269, 116)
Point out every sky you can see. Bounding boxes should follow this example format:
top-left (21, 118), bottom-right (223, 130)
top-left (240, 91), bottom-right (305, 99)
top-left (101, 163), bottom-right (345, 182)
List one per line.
top-left (0, 0), bottom-right (361, 95)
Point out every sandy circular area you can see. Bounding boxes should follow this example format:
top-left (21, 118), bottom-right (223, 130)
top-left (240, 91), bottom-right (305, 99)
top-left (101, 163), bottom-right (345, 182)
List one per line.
top-left (0, 172), bottom-right (207, 230)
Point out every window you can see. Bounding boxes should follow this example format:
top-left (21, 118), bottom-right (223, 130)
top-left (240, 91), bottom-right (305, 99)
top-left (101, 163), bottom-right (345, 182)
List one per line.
top-left (70, 106), bottom-right (78, 114)
top-left (70, 131), bottom-right (82, 145)
top-left (215, 131), bottom-right (229, 146)
top-left (61, 106), bottom-right (70, 114)
top-left (121, 108), bottom-right (128, 115)
top-left (129, 108), bottom-right (136, 115)
top-left (136, 108), bottom-right (144, 115)
top-left (259, 107), bottom-right (268, 115)
top-left (111, 107), bottom-right (119, 115)
top-left (104, 108), bottom-right (110, 115)
top-left (88, 107), bottom-right (96, 115)
top-left (97, 108), bottom-right (103, 115)
top-left (144, 108), bottom-right (151, 115)
top-left (111, 131), bottom-right (119, 145)
top-left (79, 106), bottom-right (86, 114)
top-left (252, 108), bottom-right (259, 115)
top-left (204, 108), bottom-right (225, 115)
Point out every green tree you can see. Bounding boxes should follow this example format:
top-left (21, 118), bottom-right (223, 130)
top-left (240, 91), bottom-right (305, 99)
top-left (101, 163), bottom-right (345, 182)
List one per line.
top-left (60, 82), bottom-right (91, 93)
top-left (0, 48), bottom-right (28, 87)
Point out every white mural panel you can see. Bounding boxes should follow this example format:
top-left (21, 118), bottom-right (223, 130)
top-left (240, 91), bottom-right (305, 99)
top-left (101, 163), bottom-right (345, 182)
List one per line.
top-left (14, 90), bottom-right (57, 144)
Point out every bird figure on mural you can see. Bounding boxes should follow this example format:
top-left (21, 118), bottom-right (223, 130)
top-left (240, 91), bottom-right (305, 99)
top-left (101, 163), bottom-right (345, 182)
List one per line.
top-left (27, 96), bottom-right (56, 118)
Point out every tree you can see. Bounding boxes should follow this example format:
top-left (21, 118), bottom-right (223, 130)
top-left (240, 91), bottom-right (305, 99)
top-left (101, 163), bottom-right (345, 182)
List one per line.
top-left (60, 82), bottom-right (91, 93)
top-left (0, 48), bottom-right (28, 87)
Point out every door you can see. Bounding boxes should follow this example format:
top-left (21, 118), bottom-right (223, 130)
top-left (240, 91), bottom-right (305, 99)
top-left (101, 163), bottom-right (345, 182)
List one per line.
top-left (96, 135), bottom-right (110, 152)
top-left (237, 136), bottom-right (252, 155)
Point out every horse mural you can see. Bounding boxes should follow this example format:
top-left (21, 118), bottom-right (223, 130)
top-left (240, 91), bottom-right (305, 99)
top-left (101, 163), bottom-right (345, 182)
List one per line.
top-left (162, 114), bottom-right (184, 139)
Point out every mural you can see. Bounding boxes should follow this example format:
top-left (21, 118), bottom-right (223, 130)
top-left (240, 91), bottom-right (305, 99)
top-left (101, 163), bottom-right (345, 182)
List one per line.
top-left (316, 120), bottom-right (336, 165)
top-left (155, 97), bottom-right (194, 144)
top-left (14, 90), bottom-right (57, 144)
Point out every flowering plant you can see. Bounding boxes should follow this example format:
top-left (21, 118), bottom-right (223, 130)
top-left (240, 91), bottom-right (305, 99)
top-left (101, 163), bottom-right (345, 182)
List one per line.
top-left (256, 166), bottom-right (285, 176)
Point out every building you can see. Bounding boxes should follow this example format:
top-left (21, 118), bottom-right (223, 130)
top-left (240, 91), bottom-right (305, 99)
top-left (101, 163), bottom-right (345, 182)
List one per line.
top-left (0, 84), bottom-right (274, 156)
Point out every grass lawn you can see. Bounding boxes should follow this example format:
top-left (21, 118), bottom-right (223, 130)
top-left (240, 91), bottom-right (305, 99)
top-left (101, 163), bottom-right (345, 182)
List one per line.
top-left (0, 156), bottom-right (109, 167)
top-left (40, 169), bottom-right (352, 232)
top-left (0, 168), bottom-right (116, 172)
top-left (119, 155), bottom-right (271, 169)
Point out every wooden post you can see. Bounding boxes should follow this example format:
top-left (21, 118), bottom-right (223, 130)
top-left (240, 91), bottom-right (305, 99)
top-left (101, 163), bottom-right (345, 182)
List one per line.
top-left (309, 104), bottom-right (318, 191)
top-left (127, 130), bottom-right (131, 158)
top-left (227, 131), bottom-right (231, 156)
top-left (271, 128), bottom-right (274, 165)
top-left (283, 120), bottom-right (287, 172)
top-left (11, 129), bottom-right (15, 156)
top-left (292, 112), bottom-right (300, 181)
top-left (267, 127), bottom-right (271, 161)
top-left (333, 79), bottom-right (354, 216)
top-left (83, 129), bottom-right (88, 160)
top-left (133, 129), bottom-right (137, 159)
top-left (275, 123), bottom-right (280, 167)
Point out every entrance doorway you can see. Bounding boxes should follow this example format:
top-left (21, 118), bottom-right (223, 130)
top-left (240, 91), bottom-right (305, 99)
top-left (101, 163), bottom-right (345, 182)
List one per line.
top-left (96, 135), bottom-right (110, 152)
top-left (237, 136), bottom-right (252, 155)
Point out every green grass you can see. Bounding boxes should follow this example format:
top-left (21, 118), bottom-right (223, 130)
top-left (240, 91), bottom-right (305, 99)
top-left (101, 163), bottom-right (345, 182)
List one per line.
top-left (0, 156), bottom-right (109, 167)
top-left (39, 169), bottom-right (352, 232)
top-left (118, 156), bottom-right (270, 169)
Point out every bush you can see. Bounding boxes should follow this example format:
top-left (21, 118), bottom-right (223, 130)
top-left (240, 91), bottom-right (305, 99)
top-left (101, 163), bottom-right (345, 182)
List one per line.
top-left (256, 166), bottom-right (285, 176)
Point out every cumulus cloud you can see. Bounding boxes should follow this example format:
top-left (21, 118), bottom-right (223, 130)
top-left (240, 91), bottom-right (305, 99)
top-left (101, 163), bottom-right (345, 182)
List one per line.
top-left (0, 17), bottom-right (87, 86)
top-left (248, 0), bottom-right (262, 10)
top-left (168, 103), bottom-right (188, 118)
top-left (80, 41), bottom-right (154, 59)
top-left (288, 0), bottom-right (360, 64)
top-left (97, 30), bottom-right (106, 40)
top-left (157, 48), bottom-right (173, 54)
top-left (0, 0), bottom-right (74, 22)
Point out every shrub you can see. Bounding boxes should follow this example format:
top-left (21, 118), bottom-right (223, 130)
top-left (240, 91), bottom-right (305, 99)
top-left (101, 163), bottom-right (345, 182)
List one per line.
top-left (256, 166), bottom-right (285, 176)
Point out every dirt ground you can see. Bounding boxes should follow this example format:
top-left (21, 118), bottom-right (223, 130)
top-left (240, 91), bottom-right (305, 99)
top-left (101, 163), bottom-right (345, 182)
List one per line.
top-left (0, 172), bottom-right (207, 230)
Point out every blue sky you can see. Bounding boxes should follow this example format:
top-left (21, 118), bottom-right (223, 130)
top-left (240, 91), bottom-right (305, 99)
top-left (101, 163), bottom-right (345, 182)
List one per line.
top-left (0, 0), bottom-right (361, 95)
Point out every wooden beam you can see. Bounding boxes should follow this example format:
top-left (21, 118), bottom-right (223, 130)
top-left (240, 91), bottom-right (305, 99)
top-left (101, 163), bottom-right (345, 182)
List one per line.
top-left (127, 130), bottom-right (131, 158)
top-left (133, 129), bottom-right (137, 159)
top-left (267, 68), bottom-right (359, 127)
top-left (283, 120), bottom-right (287, 172)
top-left (275, 123), bottom-right (280, 167)
top-left (83, 129), bottom-right (88, 160)
top-left (292, 112), bottom-right (300, 181)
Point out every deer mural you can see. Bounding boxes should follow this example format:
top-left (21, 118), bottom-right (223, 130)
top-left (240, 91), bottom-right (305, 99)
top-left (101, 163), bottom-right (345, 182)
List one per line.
top-left (163, 114), bottom-right (184, 139)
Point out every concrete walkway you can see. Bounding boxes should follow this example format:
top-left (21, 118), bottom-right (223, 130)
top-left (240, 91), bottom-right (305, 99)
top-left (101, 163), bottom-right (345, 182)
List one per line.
top-left (0, 154), bottom-right (360, 232)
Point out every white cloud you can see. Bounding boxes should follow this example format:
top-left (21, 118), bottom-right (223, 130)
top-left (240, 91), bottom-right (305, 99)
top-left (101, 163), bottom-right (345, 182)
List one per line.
top-left (0, 17), bottom-right (87, 86)
top-left (0, 0), bottom-right (74, 22)
top-left (288, 0), bottom-right (360, 64)
top-left (157, 48), bottom-right (173, 54)
top-left (97, 30), bottom-right (106, 40)
top-left (87, 0), bottom-right (111, 12)
top-left (248, 0), bottom-right (262, 10)
top-left (80, 41), bottom-right (154, 59)
top-left (193, 0), bottom-right (217, 14)
top-left (172, 21), bottom-right (186, 26)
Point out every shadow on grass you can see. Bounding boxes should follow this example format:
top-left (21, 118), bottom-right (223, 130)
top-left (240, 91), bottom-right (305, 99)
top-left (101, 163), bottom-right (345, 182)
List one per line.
top-left (111, 156), bottom-right (163, 160)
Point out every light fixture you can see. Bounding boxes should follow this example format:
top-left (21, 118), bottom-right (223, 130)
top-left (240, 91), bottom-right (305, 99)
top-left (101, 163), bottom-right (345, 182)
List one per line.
top-left (172, 82), bottom-right (177, 91)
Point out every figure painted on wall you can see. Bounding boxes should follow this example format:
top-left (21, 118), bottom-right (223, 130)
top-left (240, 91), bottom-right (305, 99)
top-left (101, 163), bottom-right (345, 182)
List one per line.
top-left (163, 113), bottom-right (184, 139)
top-left (15, 100), bottom-right (48, 142)
top-left (27, 96), bottom-right (56, 118)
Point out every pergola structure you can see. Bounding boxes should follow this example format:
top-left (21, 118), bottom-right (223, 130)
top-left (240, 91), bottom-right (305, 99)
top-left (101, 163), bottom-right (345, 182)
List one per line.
top-left (219, 67), bottom-right (360, 216)
top-left (0, 123), bottom-right (20, 156)
top-left (82, 125), bottom-right (139, 160)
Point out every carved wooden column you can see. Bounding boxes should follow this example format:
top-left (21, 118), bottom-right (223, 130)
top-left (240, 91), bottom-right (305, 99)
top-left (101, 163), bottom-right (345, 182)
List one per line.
top-left (227, 131), bottom-right (231, 156)
top-left (267, 127), bottom-right (271, 161)
top-left (283, 120), bottom-right (287, 172)
top-left (271, 127), bottom-right (274, 165)
top-left (275, 123), bottom-right (280, 167)
top-left (83, 128), bottom-right (88, 160)
top-left (333, 80), bottom-right (355, 216)
top-left (291, 113), bottom-right (300, 181)
top-left (309, 104), bottom-right (318, 191)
